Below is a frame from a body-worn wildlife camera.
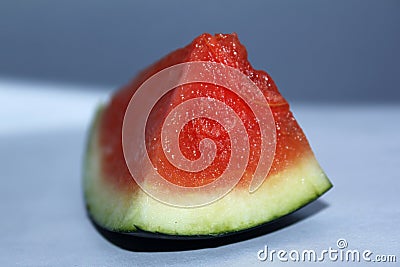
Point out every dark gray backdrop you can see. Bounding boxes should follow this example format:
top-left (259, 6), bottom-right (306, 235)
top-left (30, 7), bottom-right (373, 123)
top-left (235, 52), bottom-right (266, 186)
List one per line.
top-left (1, 0), bottom-right (399, 102)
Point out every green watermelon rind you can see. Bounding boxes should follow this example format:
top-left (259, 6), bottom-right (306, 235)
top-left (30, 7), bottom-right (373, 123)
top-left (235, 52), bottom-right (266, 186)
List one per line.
top-left (83, 106), bottom-right (332, 236)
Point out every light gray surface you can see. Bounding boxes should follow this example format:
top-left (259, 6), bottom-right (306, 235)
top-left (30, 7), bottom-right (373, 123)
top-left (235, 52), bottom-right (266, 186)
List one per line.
top-left (0, 84), bottom-right (399, 266)
top-left (1, 0), bottom-right (400, 102)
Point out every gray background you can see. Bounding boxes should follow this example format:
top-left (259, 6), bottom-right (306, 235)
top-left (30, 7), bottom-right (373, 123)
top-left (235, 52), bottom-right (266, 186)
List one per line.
top-left (1, 0), bottom-right (399, 102)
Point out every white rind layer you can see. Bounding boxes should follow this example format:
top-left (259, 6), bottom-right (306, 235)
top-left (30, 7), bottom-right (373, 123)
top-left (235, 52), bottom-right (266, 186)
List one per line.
top-left (84, 108), bottom-right (332, 235)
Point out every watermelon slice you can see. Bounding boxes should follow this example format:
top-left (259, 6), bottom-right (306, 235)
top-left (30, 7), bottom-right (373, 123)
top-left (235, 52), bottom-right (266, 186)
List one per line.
top-left (83, 33), bottom-right (332, 239)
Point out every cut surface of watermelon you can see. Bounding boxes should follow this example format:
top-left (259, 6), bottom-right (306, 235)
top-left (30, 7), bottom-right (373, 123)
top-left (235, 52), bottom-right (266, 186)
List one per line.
top-left (84, 33), bottom-right (332, 235)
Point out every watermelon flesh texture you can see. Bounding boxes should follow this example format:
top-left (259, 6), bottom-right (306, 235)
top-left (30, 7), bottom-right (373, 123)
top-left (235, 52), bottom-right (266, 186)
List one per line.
top-left (84, 33), bottom-right (332, 235)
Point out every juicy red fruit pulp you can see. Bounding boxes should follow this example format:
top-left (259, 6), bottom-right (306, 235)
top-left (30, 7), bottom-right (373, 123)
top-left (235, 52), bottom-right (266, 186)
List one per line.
top-left (100, 33), bottom-right (311, 190)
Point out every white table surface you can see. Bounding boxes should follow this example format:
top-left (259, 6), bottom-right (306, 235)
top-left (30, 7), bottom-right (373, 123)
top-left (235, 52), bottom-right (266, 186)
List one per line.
top-left (0, 80), bottom-right (399, 266)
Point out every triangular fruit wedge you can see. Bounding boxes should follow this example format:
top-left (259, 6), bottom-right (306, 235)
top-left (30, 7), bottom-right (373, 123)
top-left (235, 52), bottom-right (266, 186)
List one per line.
top-left (84, 33), bottom-right (332, 237)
